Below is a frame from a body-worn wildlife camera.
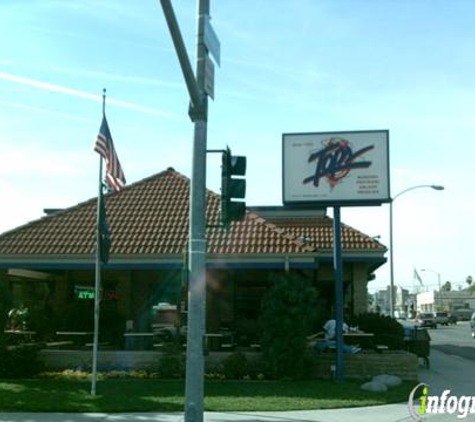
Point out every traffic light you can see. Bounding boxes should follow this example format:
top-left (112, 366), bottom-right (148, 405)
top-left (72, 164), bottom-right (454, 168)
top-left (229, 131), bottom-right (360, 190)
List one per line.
top-left (221, 147), bottom-right (246, 226)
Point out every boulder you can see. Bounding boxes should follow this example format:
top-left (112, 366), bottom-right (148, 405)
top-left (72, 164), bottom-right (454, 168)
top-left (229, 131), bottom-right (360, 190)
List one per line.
top-left (360, 381), bottom-right (388, 392)
top-left (372, 374), bottom-right (403, 387)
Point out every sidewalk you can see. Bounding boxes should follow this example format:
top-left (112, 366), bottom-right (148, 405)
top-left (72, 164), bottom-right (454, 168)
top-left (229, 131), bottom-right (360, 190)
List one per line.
top-left (0, 349), bottom-right (473, 422)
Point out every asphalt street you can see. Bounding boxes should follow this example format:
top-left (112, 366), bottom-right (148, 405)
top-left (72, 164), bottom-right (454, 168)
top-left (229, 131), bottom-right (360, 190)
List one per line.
top-left (417, 320), bottom-right (475, 398)
top-left (429, 320), bottom-right (475, 362)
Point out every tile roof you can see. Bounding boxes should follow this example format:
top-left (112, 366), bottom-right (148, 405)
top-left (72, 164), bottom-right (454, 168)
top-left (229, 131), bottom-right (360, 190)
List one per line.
top-left (0, 168), bottom-right (385, 260)
top-left (267, 218), bottom-right (386, 252)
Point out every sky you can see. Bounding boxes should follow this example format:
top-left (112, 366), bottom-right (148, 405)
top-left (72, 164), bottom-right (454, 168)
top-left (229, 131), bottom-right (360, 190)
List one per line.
top-left (0, 0), bottom-right (473, 293)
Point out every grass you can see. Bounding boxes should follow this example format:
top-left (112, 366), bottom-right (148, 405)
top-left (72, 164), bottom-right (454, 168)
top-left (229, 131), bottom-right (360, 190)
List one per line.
top-left (0, 378), bottom-right (417, 412)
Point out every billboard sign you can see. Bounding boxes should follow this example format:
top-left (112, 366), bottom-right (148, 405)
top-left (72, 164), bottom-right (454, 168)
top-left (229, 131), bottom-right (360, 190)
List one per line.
top-left (283, 130), bottom-right (390, 206)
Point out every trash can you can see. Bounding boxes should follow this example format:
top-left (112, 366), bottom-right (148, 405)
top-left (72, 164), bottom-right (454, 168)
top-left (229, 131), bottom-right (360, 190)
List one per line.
top-left (405, 326), bottom-right (431, 368)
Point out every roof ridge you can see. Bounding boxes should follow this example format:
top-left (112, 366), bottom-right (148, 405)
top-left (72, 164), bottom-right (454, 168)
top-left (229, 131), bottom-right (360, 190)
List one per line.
top-left (269, 215), bottom-right (385, 251)
top-left (1, 168), bottom-right (379, 256)
top-left (0, 167), bottom-right (179, 240)
top-left (339, 220), bottom-right (384, 245)
top-left (247, 212), bottom-right (316, 253)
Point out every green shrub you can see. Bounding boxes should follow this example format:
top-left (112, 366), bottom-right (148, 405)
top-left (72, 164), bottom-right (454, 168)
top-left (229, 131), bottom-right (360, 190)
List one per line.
top-left (353, 313), bottom-right (405, 350)
top-left (260, 272), bottom-right (321, 379)
top-left (220, 352), bottom-right (273, 380)
top-left (0, 345), bottom-right (43, 378)
top-left (374, 333), bottom-right (405, 350)
top-left (0, 276), bottom-right (12, 345)
top-left (157, 341), bottom-right (185, 379)
top-left (235, 318), bottom-right (259, 347)
top-left (221, 352), bottom-right (248, 379)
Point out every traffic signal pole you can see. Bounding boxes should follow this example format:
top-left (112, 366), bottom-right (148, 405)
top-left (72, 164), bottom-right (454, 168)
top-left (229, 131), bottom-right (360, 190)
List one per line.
top-left (159, 1), bottom-right (209, 421)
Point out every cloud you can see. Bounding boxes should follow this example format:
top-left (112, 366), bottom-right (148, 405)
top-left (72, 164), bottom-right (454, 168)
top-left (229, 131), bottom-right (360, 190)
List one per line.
top-left (0, 99), bottom-right (95, 123)
top-left (0, 71), bottom-right (181, 120)
top-left (0, 60), bottom-right (183, 90)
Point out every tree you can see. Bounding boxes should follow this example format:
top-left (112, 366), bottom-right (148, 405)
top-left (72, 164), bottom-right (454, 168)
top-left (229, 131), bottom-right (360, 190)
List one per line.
top-left (260, 272), bottom-right (322, 379)
top-left (0, 274), bottom-right (12, 345)
top-left (441, 281), bottom-right (452, 292)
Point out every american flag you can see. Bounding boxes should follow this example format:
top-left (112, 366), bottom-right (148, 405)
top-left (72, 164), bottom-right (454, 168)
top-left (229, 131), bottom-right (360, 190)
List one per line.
top-left (94, 116), bottom-right (126, 191)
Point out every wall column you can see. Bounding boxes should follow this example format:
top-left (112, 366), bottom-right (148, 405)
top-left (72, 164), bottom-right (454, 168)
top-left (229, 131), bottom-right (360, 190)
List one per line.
top-left (352, 263), bottom-right (370, 315)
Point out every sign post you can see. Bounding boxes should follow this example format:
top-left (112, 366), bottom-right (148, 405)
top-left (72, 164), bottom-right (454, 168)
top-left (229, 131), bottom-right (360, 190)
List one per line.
top-left (282, 130), bottom-right (390, 381)
top-left (333, 206), bottom-right (344, 381)
top-left (159, 1), bottom-right (219, 421)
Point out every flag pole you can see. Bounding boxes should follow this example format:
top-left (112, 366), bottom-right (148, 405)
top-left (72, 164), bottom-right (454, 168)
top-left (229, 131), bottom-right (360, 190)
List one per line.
top-left (91, 88), bottom-right (106, 396)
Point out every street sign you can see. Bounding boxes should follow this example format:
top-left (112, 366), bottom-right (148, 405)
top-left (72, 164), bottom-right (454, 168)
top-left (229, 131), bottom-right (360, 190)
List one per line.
top-left (204, 55), bottom-right (215, 99)
top-left (204, 17), bottom-right (220, 66)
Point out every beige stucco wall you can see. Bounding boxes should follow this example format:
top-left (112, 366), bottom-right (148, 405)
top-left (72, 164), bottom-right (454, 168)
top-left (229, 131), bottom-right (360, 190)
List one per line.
top-left (352, 263), bottom-right (370, 315)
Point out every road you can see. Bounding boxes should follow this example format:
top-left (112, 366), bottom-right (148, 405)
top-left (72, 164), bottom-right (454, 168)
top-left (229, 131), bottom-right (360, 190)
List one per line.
top-left (413, 320), bottom-right (475, 400)
top-left (426, 320), bottom-right (475, 361)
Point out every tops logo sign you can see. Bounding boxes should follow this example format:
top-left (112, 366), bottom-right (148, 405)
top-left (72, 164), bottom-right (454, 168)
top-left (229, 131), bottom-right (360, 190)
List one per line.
top-left (303, 137), bottom-right (374, 189)
top-left (283, 130), bottom-right (389, 206)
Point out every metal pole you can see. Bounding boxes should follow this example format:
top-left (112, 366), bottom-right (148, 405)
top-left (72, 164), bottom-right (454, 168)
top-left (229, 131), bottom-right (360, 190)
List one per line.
top-left (91, 90), bottom-right (107, 396)
top-left (333, 206), bottom-right (344, 381)
top-left (185, 1), bottom-right (209, 421)
top-left (389, 185), bottom-right (444, 318)
top-left (159, 0), bottom-right (201, 110)
top-left (91, 157), bottom-right (103, 396)
top-left (389, 200), bottom-right (395, 318)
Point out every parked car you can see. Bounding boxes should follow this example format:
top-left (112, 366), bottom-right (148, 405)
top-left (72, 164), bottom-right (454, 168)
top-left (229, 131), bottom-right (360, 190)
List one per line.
top-left (448, 313), bottom-right (458, 325)
top-left (470, 312), bottom-right (475, 338)
top-left (434, 312), bottom-right (450, 326)
top-left (415, 312), bottom-right (437, 329)
top-left (452, 309), bottom-right (473, 321)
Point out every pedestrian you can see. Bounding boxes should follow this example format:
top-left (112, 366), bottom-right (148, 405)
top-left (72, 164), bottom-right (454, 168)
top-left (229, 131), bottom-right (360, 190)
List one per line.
top-left (311, 316), bottom-right (361, 354)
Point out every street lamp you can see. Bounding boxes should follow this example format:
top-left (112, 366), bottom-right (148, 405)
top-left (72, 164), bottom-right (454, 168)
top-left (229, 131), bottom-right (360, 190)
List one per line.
top-left (421, 268), bottom-right (441, 291)
top-left (389, 184), bottom-right (444, 317)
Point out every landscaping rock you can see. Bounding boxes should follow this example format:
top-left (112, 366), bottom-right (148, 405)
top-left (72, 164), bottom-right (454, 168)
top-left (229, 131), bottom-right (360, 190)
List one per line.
top-left (372, 374), bottom-right (403, 387)
top-left (360, 381), bottom-right (388, 392)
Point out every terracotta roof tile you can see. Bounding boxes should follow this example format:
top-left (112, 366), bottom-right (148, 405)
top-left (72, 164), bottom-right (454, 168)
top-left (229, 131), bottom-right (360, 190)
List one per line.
top-left (268, 217), bottom-right (385, 252)
top-left (0, 169), bottom-right (316, 258)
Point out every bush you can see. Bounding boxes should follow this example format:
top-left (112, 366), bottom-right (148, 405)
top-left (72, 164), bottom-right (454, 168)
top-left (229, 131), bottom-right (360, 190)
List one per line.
top-left (0, 276), bottom-right (12, 345)
top-left (353, 313), bottom-right (405, 350)
top-left (260, 272), bottom-right (321, 379)
top-left (221, 352), bottom-right (248, 379)
top-left (219, 352), bottom-right (272, 380)
top-left (157, 341), bottom-right (185, 379)
top-left (0, 345), bottom-right (43, 378)
top-left (235, 318), bottom-right (260, 347)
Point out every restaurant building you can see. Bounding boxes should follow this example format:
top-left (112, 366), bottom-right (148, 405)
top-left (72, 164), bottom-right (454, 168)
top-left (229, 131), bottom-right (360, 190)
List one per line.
top-left (0, 168), bottom-right (386, 348)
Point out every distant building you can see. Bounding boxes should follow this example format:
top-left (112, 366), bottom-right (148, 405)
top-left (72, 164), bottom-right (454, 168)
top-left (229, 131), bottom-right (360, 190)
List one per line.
top-left (417, 290), bottom-right (475, 318)
top-left (373, 288), bottom-right (391, 315)
top-left (371, 285), bottom-right (414, 317)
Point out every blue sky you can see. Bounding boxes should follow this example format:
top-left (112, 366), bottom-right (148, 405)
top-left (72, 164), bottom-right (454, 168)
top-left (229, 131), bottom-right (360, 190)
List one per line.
top-left (0, 0), bottom-right (474, 293)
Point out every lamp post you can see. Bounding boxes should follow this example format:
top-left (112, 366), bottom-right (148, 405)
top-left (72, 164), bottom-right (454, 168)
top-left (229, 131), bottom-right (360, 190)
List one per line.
top-left (389, 185), bottom-right (444, 318)
top-left (421, 268), bottom-right (441, 291)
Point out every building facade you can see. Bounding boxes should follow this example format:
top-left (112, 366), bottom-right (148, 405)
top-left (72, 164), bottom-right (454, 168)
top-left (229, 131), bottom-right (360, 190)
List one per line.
top-left (417, 290), bottom-right (475, 319)
top-left (0, 168), bottom-right (387, 348)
